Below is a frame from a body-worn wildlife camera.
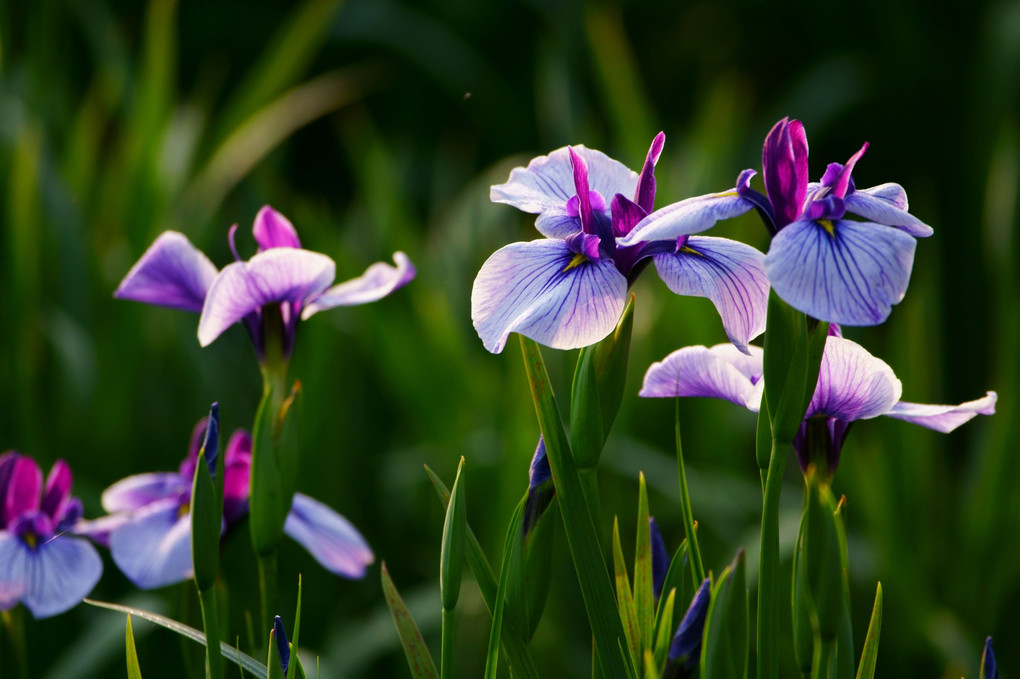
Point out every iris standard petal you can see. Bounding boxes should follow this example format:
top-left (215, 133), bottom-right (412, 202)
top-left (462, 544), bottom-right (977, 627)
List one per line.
top-left (109, 499), bottom-right (195, 589)
top-left (885, 391), bottom-right (997, 433)
top-left (762, 118), bottom-right (809, 228)
top-left (653, 236), bottom-right (769, 353)
top-left (765, 219), bottom-right (917, 326)
top-left (844, 185), bottom-right (933, 238)
top-left (114, 232), bottom-right (219, 313)
top-left (808, 336), bottom-right (902, 421)
top-left (640, 344), bottom-right (763, 410)
top-left (617, 192), bottom-right (753, 247)
top-left (301, 252), bottom-right (416, 319)
top-left (471, 239), bottom-right (627, 353)
top-left (101, 473), bottom-right (187, 513)
top-left (2, 535), bottom-right (102, 618)
top-left (284, 493), bottom-right (374, 579)
top-left (40, 460), bottom-right (72, 522)
top-left (253, 205), bottom-right (301, 251)
top-left (3, 457), bottom-right (42, 529)
top-left (198, 248), bottom-right (335, 346)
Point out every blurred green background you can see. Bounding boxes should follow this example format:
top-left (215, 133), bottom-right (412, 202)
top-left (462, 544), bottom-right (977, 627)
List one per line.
top-left (1, 0), bottom-right (1017, 676)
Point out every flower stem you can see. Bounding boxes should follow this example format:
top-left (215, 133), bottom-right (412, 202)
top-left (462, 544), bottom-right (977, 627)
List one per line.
top-left (757, 438), bottom-right (789, 679)
top-left (441, 607), bottom-right (456, 679)
top-left (1, 608), bottom-right (28, 679)
top-left (258, 552), bottom-right (278, 648)
top-left (674, 400), bottom-right (705, 586)
top-left (198, 586), bottom-right (223, 679)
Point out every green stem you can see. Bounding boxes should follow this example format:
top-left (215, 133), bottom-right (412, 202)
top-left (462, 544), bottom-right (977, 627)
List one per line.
top-left (2, 608), bottom-right (28, 679)
top-left (258, 552), bottom-right (278, 648)
top-left (757, 439), bottom-right (790, 679)
top-left (441, 607), bottom-right (456, 679)
top-left (811, 638), bottom-right (834, 679)
top-left (674, 400), bottom-right (705, 586)
top-left (198, 586), bottom-right (223, 679)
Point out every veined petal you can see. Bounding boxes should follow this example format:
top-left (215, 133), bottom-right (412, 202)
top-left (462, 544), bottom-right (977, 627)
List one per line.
top-left (101, 473), bottom-right (187, 513)
top-left (885, 391), bottom-right (997, 433)
top-left (535, 210), bottom-right (582, 239)
top-left (198, 248), bottom-right (335, 346)
top-left (301, 252), bottom-right (415, 319)
top-left (640, 344), bottom-right (763, 410)
top-left (284, 493), bottom-right (374, 579)
top-left (0, 534), bottom-right (102, 618)
top-left (253, 205), bottom-right (301, 250)
top-left (471, 239), bottom-right (627, 353)
top-left (616, 191), bottom-right (753, 246)
top-left (653, 236), bottom-right (769, 353)
top-left (114, 232), bottom-right (219, 313)
top-left (765, 219), bottom-right (917, 326)
top-left (109, 499), bottom-right (194, 589)
top-left (808, 336), bottom-right (902, 421)
top-left (845, 185), bottom-right (933, 238)
top-left (3, 457), bottom-right (42, 529)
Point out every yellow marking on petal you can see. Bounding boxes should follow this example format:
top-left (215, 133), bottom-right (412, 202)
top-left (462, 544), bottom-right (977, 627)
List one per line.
top-left (679, 246), bottom-right (704, 257)
top-left (563, 253), bottom-right (587, 272)
top-left (819, 219), bottom-right (835, 236)
top-left (715, 190), bottom-right (739, 197)
top-left (24, 533), bottom-right (37, 549)
top-left (178, 503), bottom-right (191, 519)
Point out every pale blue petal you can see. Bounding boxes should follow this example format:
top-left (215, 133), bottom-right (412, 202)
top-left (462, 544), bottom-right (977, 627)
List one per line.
top-left (109, 499), bottom-right (194, 589)
top-left (115, 232), bottom-right (219, 313)
top-left (535, 210), bottom-right (582, 239)
top-left (0, 532), bottom-right (27, 610)
top-left (284, 493), bottom-right (373, 579)
top-left (617, 191), bottom-right (753, 246)
top-left (101, 473), bottom-right (187, 513)
top-left (640, 344), bottom-right (763, 410)
top-left (0, 532), bottom-right (102, 618)
top-left (471, 239), bottom-right (627, 353)
top-left (302, 252), bottom-right (416, 319)
top-left (198, 248), bottom-right (335, 346)
top-left (845, 184), bottom-right (933, 238)
top-left (765, 219), bottom-right (917, 326)
top-left (885, 391), bottom-right (997, 433)
top-left (653, 236), bottom-right (769, 353)
top-left (808, 337), bottom-right (902, 421)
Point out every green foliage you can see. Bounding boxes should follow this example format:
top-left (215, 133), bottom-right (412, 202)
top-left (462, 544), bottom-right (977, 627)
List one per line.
top-left (701, 550), bottom-right (748, 679)
top-left (126, 616), bottom-right (143, 679)
top-left (381, 564), bottom-right (439, 679)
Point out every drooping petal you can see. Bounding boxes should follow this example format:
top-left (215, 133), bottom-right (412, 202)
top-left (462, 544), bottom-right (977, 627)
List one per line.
top-left (252, 206), bottom-right (301, 251)
top-left (617, 191), bottom-right (754, 247)
top-left (3, 456), bottom-right (42, 529)
top-left (198, 248), bottom-right (335, 346)
top-left (653, 236), bottom-right (769, 353)
top-left (283, 493), bottom-right (374, 579)
top-left (114, 232), bottom-right (219, 313)
top-left (0, 532), bottom-right (27, 610)
top-left (765, 219), bottom-right (917, 326)
top-left (640, 344), bottom-right (763, 410)
top-left (844, 185), bottom-right (933, 238)
top-left (40, 460), bottom-right (72, 523)
top-left (301, 252), bottom-right (416, 319)
top-left (0, 533), bottom-right (102, 618)
top-left (807, 336), bottom-right (902, 422)
top-left (101, 473), bottom-right (187, 513)
top-left (471, 239), bottom-right (628, 353)
top-left (762, 117), bottom-right (809, 228)
top-left (884, 391), bottom-right (997, 433)
top-left (108, 499), bottom-right (194, 589)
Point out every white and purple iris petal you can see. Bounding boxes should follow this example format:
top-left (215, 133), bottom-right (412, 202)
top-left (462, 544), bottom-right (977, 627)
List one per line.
top-left (0, 453), bottom-right (102, 618)
top-left (302, 252), bottom-right (416, 319)
top-left (885, 392), bottom-right (998, 433)
top-left (114, 231), bottom-right (219, 313)
top-left (283, 494), bottom-right (374, 579)
top-left (640, 343), bottom-right (763, 409)
top-left (806, 336), bottom-right (901, 422)
top-left (108, 498), bottom-right (195, 590)
top-left (844, 184), bottom-right (933, 238)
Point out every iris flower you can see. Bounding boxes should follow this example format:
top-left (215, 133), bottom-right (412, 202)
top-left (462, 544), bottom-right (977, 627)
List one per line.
top-left (619, 118), bottom-right (932, 326)
top-left (115, 206), bottom-right (415, 359)
top-left (85, 418), bottom-right (373, 589)
top-left (0, 453), bottom-right (102, 618)
top-left (664, 578), bottom-right (711, 679)
top-left (640, 329), bottom-right (996, 475)
top-left (474, 133), bottom-right (769, 354)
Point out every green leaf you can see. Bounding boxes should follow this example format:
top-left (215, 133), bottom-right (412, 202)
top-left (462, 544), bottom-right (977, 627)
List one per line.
top-left (85, 599), bottom-right (267, 676)
top-left (593, 293), bottom-right (635, 445)
top-left (570, 344), bottom-right (606, 469)
top-left (653, 541), bottom-right (689, 642)
top-left (521, 497), bottom-right (557, 637)
top-left (634, 472), bottom-right (654, 652)
top-left (250, 382), bottom-right (301, 556)
top-left (804, 478), bottom-right (843, 641)
top-left (855, 583), bottom-right (882, 679)
top-left (381, 563), bottom-right (439, 679)
top-left (519, 336), bottom-right (633, 678)
top-left (126, 615), bottom-right (143, 679)
top-left (701, 550), bottom-right (748, 679)
top-left (613, 517), bottom-right (642, 669)
top-left (267, 626), bottom-right (286, 679)
top-left (190, 449), bottom-right (221, 592)
top-left (643, 648), bottom-right (663, 679)
top-left (288, 576), bottom-right (303, 679)
top-left (483, 497), bottom-right (527, 679)
top-left (791, 517), bottom-right (815, 675)
top-left (440, 457), bottom-right (467, 612)
top-left (675, 406), bottom-right (705, 587)
top-left (652, 588), bottom-right (676, 673)
top-left (834, 497), bottom-right (854, 679)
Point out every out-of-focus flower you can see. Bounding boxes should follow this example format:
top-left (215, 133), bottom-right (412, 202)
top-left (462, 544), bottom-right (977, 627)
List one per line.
top-left (523, 437), bottom-right (554, 536)
top-left (0, 453), bottom-right (102, 618)
top-left (982, 636), bottom-right (999, 679)
top-left (115, 206), bottom-right (414, 360)
top-left (664, 578), bottom-right (711, 679)
top-left (274, 615), bottom-right (292, 675)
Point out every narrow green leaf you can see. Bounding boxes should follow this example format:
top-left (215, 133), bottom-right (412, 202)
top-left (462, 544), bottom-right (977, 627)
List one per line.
top-left (613, 517), bottom-right (642, 668)
top-left (250, 384), bottom-right (287, 556)
top-left (634, 472), bottom-right (654, 651)
top-left (198, 586), bottom-right (224, 679)
top-left (191, 450), bottom-right (221, 592)
top-left (570, 344), bottom-right (606, 469)
top-left (643, 649), bottom-right (663, 679)
top-left (484, 497), bottom-right (528, 679)
top-left (804, 478), bottom-right (842, 641)
top-left (701, 550), bottom-right (748, 679)
top-left (381, 563), bottom-right (439, 679)
top-left (521, 497), bottom-right (557, 637)
top-left (287, 576), bottom-right (303, 679)
top-left (855, 583), bottom-right (882, 679)
top-left (653, 541), bottom-right (688, 641)
top-left (85, 599), bottom-right (267, 676)
top-left (791, 518), bottom-right (815, 675)
top-left (126, 616), bottom-right (143, 679)
top-left (757, 437), bottom-right (789, 679)
top-left (652, 588), bottom-right (676, 672)
top-left (268, 627), bottom-right (286, 679)
top-left (593, 293), bottom-right (635, 442)
top-left (763, 291), bottom-right (809, 445)
top-left (440, 457), bottom-right (467, 612)
top-left (675, 404), bottom-right (705, 586)
top-left (834, 497), bottom-right (854, 679)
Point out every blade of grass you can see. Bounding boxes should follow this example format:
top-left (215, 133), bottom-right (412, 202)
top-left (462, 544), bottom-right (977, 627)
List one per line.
top-left (855, 583), bottom-right (882, 679)
top-left (612, 517), bottom-right (642, 669)
top-left (126, 616), bottom-right (143, 679)
top-left (381, 563), bottom-right (439, 679)
top-left (483, 497), bottom-right (527, 679)
top-left (634, 472), bottom-right (653, 651)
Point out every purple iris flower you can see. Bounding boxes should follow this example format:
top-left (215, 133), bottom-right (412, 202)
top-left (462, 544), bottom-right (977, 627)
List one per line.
top-left (523, 437), bottom-right (554, 536)
top-left (664, 578), bottom-right (711, 679)
top-left (640, 331), bottom-right (996, 475)
top-left (619, 118), bottom-right (933, 326)
top-left (474, 134), bottom-right (769, 354)
top-left (0, 453), bottom-right (102, 618)
top-left (115, 206), bottom-right (415, 359)
top-left (274, 615), bottom-right (292, 675)
top-left (83, 418), bottom-right (373, 589)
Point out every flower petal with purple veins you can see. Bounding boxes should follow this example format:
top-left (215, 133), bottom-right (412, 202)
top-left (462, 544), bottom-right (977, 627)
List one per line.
top-left (114, 232), bottom-right (219, 313)
top-left (762, 117), bottom-right (809, 229)
top-left (253, 205), bottom-right (301, 251)
top-left (844, 186), bottom-right (933, 238)
top-left (652, 236), bottom-right (769, 353)
top-left (198, 248), bottom-right (335, 346)
top-left (765, 219), bottom-right (917, 326)
top-left (616, 191), bottom-right (754, 247)
top-left (101, 473), bottom-right (188, 513)
top-left (40, 460), bottom-right (72, 522)
top-left (301, 252), bottom-right (416, 319)
top-left (3, 457), bottom-right (42, 529)
top-left (109, 499), bottom-right (195, 589)
top-left (640, 344), bottom-right (763, 409)
top-left (283, 493), bottom-right (374, 579)
top-left (0, 531), bottom-right (102, 618)
top-left (471, 239), bottom-right (627, 353)
top-left (807, 337), bottom-right (902, 421)
top-left (885, 391), bottom-right (997, 433)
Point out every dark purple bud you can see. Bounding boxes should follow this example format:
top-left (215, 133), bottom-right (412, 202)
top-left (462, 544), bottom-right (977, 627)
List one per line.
top-left (202, 403), bottom-right (220, 476)
top-left (762, 118), bottom-right (809, 229)
top-left (274, 615), bottom-right (291, 674)
top-left (982, 636), bottom-right (999, 679)
top-left (649, 516), bottom-right (669, 600)
top-left (523, 437), bottom-right (555, 536)
top-left (666, 578), bottom-right (712, 678)
top-left (635, 132), bottom-right (665, 213)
